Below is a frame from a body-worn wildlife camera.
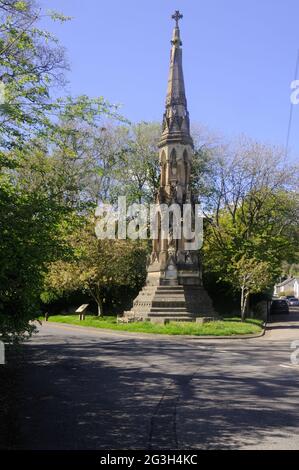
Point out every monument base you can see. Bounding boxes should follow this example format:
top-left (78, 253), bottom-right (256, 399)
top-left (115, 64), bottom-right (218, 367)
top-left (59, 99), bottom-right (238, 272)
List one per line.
top-left (121, 283), bottom-right (216, 323)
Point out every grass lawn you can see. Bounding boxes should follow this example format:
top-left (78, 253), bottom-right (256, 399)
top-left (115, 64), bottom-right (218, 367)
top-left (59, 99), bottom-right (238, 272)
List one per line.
top-left (43, 315), bottom-right (264, 336)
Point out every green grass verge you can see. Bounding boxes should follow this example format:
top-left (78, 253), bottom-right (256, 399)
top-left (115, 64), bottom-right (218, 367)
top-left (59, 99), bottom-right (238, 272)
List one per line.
top-left (42, 315), bottom-right (264, 336)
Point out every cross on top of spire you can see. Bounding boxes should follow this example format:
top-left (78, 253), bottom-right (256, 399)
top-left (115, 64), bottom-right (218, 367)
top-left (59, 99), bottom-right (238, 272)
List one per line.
top-left (172, 10), bottom-right (183, 27)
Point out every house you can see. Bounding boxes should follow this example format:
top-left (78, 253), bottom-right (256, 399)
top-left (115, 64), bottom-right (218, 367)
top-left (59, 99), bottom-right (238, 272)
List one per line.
top-left (274, 277), bottom-right (299, 298)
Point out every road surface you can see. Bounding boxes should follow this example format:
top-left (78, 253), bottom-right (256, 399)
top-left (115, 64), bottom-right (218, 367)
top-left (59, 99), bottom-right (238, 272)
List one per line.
top-left (14, 309), bottom-right (299, 450)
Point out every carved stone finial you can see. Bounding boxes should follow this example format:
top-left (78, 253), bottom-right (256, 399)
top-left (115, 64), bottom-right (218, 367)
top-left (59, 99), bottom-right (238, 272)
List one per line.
top-left (172, 10), bottom-right (183, 27)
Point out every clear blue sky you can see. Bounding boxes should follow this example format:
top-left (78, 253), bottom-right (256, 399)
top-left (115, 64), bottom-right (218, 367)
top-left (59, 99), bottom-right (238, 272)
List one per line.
top-left (40, 0), bottom-right (299, 160)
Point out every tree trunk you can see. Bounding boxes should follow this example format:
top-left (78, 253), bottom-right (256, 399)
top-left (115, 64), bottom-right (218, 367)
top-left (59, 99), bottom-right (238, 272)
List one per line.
top-left (241, 287), bottom-right (248, 322)
top-left (241, 287), bottom-right (245, 321)
top-left (90, 286), bottom-right (103, 317)
top-left (97, 299), bottom-right (103, 317)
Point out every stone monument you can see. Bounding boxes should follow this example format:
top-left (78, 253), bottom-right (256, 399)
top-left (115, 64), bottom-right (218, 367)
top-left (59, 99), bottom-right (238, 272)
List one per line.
top-left (122, 11), bottom-right (215, 323)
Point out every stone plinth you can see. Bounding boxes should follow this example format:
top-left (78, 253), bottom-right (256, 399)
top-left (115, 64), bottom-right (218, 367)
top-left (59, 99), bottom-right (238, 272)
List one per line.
top-left (122, 284), bottom-right (216, 323)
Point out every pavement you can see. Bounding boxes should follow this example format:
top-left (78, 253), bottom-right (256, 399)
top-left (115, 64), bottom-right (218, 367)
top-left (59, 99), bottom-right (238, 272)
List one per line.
top-left (13, 308), bottom-right (299, 450)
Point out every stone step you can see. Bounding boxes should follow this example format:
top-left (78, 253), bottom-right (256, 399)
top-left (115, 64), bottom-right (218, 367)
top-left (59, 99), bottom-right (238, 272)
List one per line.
top-left (156, 287), bottom-right (184, 292)
top-left (154, 297), bottom-right (186, 300)
top-left (154, 295), bottom-right (186, 299)
top-left (152, 303), bottom-right (187, 308)
top-left (149, 314), bottom-right (195, 321)
top-left (150, 307), bottom-right (188, 312)
top-left (154, 292), bottom-right (185, 295)
top-left (155, 289), bottom-right (185, 292)
top-left (155, 292), bottom-right (185, 296)
top-left (150, 314), bottom-right (190, 318)
top-left (149, 311), bottom-right (193, 316)
top-left (124, 282), bottom-right (216, 322)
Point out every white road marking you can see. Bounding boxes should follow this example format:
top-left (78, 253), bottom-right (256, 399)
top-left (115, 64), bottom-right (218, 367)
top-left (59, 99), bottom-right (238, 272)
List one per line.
top-left (214, 349), bottom-right (243, 356)
top-left (279, 364), bottom-right (297, 369)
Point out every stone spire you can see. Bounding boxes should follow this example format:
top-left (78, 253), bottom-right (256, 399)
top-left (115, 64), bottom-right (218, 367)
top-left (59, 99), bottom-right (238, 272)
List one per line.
top-left (121, 11), bottom-right (216, 324)
top-left (159, 10), bottom-right (193, 148)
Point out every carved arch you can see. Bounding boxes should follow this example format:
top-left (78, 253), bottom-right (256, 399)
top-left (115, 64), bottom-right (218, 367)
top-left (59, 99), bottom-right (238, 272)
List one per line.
top-left (183, 149), bottom-right (189, 185)
top-left (170, 148), bottom-right (177, 178)
top-left (160, 150), bottom-right (166, 186)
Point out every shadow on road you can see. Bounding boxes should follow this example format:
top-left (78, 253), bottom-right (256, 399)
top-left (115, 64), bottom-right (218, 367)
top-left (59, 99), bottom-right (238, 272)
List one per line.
top-left (11, 325), bottom-right (299, 450)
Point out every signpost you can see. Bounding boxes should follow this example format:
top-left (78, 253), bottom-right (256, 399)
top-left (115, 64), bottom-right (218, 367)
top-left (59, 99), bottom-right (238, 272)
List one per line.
top-left (76, 304), bottom-right (89, 321)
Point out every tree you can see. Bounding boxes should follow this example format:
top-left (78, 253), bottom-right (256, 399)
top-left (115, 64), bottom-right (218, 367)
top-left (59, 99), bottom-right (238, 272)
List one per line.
top-left (190, 123), bottom-right (224, 203)
top-left (229, 257), bottom-right (273, 321)
top-left (0, 94), bottom-right (123, 341)
top-left (109, 122), bottom-right (161, 204)
top-left (0, 1), bottom-right (121, 340)
top-left (281, 261), bottom-right (299, 278)
top-left (43, 219), bottom-right (147, 316)
top-left (106, 121), bottom-right (218, 206)
top-left (0, 0), bottom-right (70, 160)
top-left (0, 0), bottom-right (70, 341)
top-left (203, 137), bottom-right (299, 319)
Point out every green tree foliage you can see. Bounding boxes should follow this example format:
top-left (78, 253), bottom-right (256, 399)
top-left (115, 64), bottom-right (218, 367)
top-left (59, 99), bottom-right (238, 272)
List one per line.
top-left (0, 1), bottom-right (120, 340)
top-left (0, 0), bottom-right (67, 340)
top-left (281, 261), bottom-right (299, 278)
top-left (203, 138), bottom-right (299, 318)
top-left (108, 122), bottom-right (161, 204)
top-left (228, 257), bottom-right (272, 320)
top-left (104, 121), bottom-right (217, 205)
top-left (43, 218), bottom-right (147, 316)
top-left (0, 166), bottom-right (72, 340)
top-left (0, 0), bottom-right (68, 159)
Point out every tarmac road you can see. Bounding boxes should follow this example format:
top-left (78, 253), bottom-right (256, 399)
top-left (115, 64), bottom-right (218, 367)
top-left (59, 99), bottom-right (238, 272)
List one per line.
top-left (14, 308), bottom-right (299, 450)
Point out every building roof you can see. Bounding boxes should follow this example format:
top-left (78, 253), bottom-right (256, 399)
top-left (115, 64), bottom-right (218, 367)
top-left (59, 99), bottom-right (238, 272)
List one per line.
top-left (276, 277), bottom-right (299, 288)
